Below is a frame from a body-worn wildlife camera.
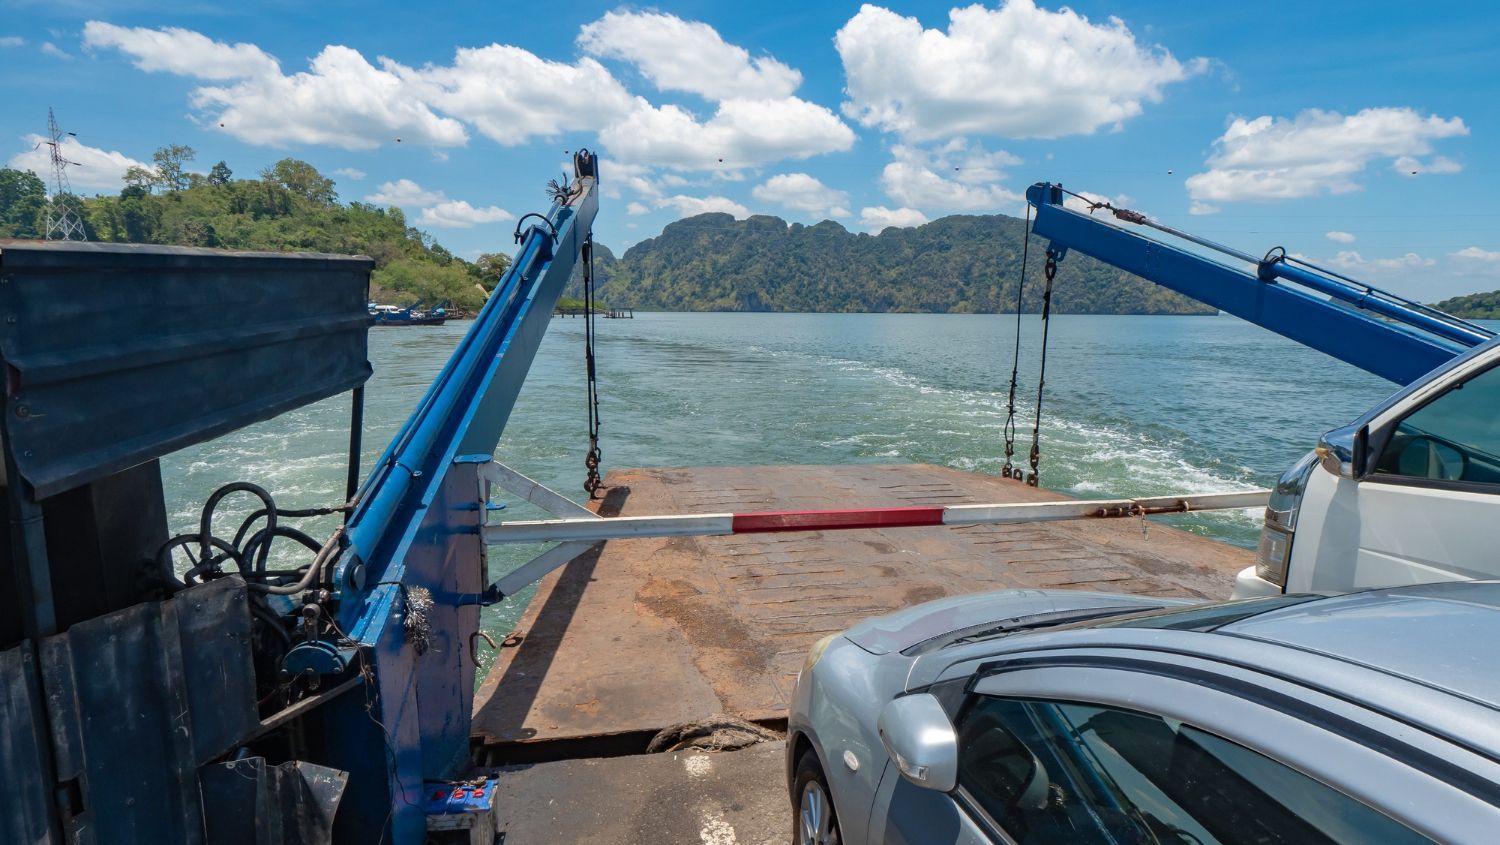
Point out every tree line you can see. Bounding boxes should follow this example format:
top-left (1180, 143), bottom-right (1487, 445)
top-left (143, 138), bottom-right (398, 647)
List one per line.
top-left (0, 145), bottom-right (511, 310)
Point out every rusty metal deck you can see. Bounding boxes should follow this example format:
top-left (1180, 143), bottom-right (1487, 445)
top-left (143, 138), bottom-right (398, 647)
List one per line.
top-left (471, 463), bottom-right (1253, 749)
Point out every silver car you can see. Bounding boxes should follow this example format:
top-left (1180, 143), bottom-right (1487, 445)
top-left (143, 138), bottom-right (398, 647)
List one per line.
top-left (787, 582), bottom-right (1500, 844)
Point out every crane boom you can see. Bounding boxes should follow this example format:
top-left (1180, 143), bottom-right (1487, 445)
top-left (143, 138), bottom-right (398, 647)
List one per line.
top-left (1025, 183), bottom-right (1494, 384)
top-left (317, 152), bottom-right (599, 842)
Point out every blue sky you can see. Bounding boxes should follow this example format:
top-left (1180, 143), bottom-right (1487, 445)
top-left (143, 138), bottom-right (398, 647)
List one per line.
top-left (3, 0), bottom-right (1498, 300)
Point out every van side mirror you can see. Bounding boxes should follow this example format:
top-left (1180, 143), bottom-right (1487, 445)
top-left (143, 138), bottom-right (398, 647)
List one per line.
top-left (1316, 423), bottom-right (1369, 480)
top-left (877, 693), bottom-right (958, 792)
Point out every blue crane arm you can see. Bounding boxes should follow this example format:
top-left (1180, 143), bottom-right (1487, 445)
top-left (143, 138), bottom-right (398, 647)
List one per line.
top-left (1026, 183), bottom-right (1493, 385)
top-left (308, 153), bottom-right (599, 844)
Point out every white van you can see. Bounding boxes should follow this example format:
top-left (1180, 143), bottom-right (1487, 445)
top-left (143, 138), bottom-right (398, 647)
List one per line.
top-left (1235, 337), bottom-right (1500, 597)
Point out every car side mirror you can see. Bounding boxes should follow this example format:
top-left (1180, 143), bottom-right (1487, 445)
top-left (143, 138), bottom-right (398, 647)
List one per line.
top-left (877, 693), bottom-right (958, 792)
top-left (1316, 423), bottom-right (1369, 480)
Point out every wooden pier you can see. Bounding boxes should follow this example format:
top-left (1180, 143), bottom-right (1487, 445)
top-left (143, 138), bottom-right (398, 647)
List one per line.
top-left (553, 306), bottom-right (633, 318)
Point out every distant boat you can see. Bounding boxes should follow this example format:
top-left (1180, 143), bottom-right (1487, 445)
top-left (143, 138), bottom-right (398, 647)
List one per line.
top-left (368, 300), bottom-right (448, 326)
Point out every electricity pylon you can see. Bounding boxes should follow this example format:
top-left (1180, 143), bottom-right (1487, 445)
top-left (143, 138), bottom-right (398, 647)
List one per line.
top-left (42, 108), bottom-right (87, 241)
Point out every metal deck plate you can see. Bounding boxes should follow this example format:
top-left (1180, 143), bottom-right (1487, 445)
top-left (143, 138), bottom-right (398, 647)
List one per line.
top-left (472, 464), bottom-right (1253, 749)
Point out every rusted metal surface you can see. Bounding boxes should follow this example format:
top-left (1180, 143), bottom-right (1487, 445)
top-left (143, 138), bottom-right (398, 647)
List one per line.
top-left (493, 743), bottom-right (787, 844)
top-left (472, 464), bottom-right (1255, 749)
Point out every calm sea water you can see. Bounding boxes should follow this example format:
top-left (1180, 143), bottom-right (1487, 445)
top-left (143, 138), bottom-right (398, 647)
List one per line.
top-left (160, 312), bottom-right (1405, 654)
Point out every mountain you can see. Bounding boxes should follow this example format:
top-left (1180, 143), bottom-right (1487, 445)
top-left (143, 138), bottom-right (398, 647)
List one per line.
top-left (584, 213), bottom-right (1215, 315)
top-left (1432, 290), bottom-right (1500, 320)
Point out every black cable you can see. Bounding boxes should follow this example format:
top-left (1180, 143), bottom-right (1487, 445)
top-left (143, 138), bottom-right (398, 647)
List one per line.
top-left (240, 525), bottom-right (324, 576)
top-left (513, 213), bottom-right (558, 245)
top-left (1026, 250), bottom-right (1061, 488)
top-left (160, 533), bottom-right (246, 587)
top-left (200, 482), bottom-right (277, 576)
top-left (582, 234), bottom-right (604, 497)
top-left (1003, 205), bottom-right (1033, 480)
top-left (232, 504), bottom-right (344, 552)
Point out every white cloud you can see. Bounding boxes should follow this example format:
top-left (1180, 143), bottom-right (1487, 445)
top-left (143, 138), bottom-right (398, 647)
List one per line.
top-left (7, 134), bottom-right (149, 193)
top-left (1393, 154), bottom-right (1461, 175)
top-left (600, 97), bottom-right (854, 170)
top-left (416, 200), bottom-right (512, 228)
top-left (880, 140), bottom-right (1022, 212)
top-left (1452, 246), bottom-right (1500, 263)
top-left (836, 1), bottom-right (1202, 141)
top-left (626, 201), bottom-right (650, 216)
top-left (752, 173), bottom-right (849, 218)
top-left (1328, 250), bottom-right (1434, 272)
top-left (41, 42), bottom-right (71, 59)
top-left (84, 23), bottom-right (465, 149)
top-left (859, 205), bottom-right (929, 231)
top-left (655, 194), bottom-right (750, 220)
top-left (191, 46), bottom-right (468, 149)
top-left (1325, 231), bottom-right (1356, 244)
top-left (600, 159), bottom-right (664, 200)
top-left (81, 20), bottom-right (852, 178)
top-left (578, 10), bottom-right (801, 100)
top-left (0, 36), bottom-right (25, 48)
top-left (365, 179), bottom-right (445, 206)
top-left (1186, 108), bottom-right (1468, 206)
top-left (333, 167), bottom-right (366, 181)
top-left (402, 46), bottom-right (636, 145)
top-left (83, 21), bottom-right (278, 79)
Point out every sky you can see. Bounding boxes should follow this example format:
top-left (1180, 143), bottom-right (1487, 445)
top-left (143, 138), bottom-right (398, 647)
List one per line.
top-left (2, 0), bottom-right (1498, 301)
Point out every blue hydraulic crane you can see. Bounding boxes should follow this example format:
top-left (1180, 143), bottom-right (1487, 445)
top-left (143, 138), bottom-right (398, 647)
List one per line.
top-left (1025, 183), bottom-right (1495, 385)
top-left (0, 151), bottom-right (600, 845)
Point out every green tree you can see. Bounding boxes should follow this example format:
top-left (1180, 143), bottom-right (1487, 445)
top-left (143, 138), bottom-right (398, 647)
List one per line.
top-left (207, 160), bottom-right (233, 187)
top-left (0, 167), bottom-right (46, 238)
top-left (152, 144), bottom-right (196, 192)
top-left (261, 159), bottom-right (337, 205)
top-left (475, 252), bottom-right (512, 281)
top-left (123, 165), bottom-right (159, 193)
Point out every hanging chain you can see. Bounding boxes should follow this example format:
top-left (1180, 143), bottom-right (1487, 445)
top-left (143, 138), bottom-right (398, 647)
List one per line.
top-left (1025, 248), bottom-right (1060, 488)
top-left (1002, 205), bottom-right (1033, 481)
top-left (582, 236), bottom-right (604, 498)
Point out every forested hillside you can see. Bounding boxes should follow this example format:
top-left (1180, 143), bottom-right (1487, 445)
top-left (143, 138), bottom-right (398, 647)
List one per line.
top-left (587, 213), bottom-right (1215, 314)
top-left (4, 148), bottom-right (1219, 315)
top-left (1433, 290), bottom-right (1500, 320)
top-left (0, 147), bottom-right (510, 309)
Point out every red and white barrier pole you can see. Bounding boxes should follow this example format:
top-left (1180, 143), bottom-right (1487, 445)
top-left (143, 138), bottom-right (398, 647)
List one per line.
top-left (481, 490), bottom-right (1268, 545)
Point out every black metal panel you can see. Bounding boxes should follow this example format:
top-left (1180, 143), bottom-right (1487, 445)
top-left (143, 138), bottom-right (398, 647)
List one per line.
top-left (0, 241), bottom-right (372, 499)
top-left (37, 577), bottom-right (258, 843)
top-left (201, 758), bottom-right (348, 845)
top-left (0, 459), bottom-right (170, 645)
top-left (0, 643), bottom-right (57, 843)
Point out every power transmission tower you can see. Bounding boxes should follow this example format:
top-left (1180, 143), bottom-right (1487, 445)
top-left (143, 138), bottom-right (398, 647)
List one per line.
top-left (42, 108), bottom-right (87, 241)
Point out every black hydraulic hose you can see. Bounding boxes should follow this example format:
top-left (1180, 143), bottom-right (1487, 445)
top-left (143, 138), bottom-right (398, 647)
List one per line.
top-left (240, 525), bottom-right (324, 575)
top-left (233, 504), bottom-right (344, 553)
top-left (160, 534), bottom-right (247, 587)
top-left (249, 526), bottom-right (343, 595)
top-left (201, 482), bottom-right (277, 575)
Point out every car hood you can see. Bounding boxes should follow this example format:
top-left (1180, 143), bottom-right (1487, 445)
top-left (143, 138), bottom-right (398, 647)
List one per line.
top-left (842, 588), bottom-right (1178, 655)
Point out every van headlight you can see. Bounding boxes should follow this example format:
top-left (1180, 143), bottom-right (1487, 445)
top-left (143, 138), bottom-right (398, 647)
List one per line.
top-left (1255, 450), bottom-right (1318, 588)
